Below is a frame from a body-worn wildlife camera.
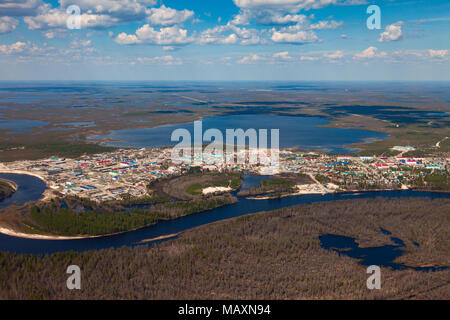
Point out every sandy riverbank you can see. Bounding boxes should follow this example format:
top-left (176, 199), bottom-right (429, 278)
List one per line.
top-left (0, 169), bottom-right (48, 183)
top-left (202, 186), bottom-right (232, 195)
top-left (0, 226), bottom-right (92, 240)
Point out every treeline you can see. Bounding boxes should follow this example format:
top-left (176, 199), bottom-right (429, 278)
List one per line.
top-left (0, 141), bottom-right (118, 162)
top-left (24, 194), bottom-right (237, 236)
top-left (0, 197), bottom-right (448, 299)
top-left (28, 206), bottom-right (167, 236)
top-left (238, 178), bottom-right (296, 197)
top-left (150, 194), bottom-right (237, 218)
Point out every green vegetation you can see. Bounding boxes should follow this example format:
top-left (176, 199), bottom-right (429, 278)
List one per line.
top-left (160, 196), bottom-right (237, 215)
top-left (238, 176), bottom-right (306, 198)
top-left (28, 206), bottom-right (167, 236)
top-left (261, 178), bottom-right (295, 187)
top-left (0, 198), bottom-right (448, 299)
top-left (18, 193), bottom-right (236, 237)
top-left (185, 176), bottom-right (241, 195)
top-left (186, 184), bottom-right (203, 196)
top-left (424, 173), bottom-right (450, 190)
top-left (0, 141), bottom-right (117, 162)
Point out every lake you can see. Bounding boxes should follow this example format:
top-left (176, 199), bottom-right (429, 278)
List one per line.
top-left (91, 114), bottom-right (388, 154)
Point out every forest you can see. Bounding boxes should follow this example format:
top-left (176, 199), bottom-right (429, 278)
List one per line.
top-left (0, 197), bottom-right (448, 299)
top-left (14, 194), bottom-right (237, 236)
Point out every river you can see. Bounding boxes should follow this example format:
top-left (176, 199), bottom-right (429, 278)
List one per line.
top-left (1, 173), bottom-right (449, 255)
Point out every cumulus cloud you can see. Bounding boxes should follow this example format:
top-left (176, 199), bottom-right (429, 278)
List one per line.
top-left (23, 1), bottom-right (193, 31)
top-left (0, 41), bottom-right (55, 57)
top-left (115, 25), bottom-right (193, 45)
top-left (271, 29), bottom-right (318, 43)
top-left (0, 41), bottom-right (28, 54)
top-left (231, 9), bottom-right (308, 25)
top-left (0, 0), bottom-right (42, 16)
top-left (354, 46), bottom-right (387, 59)
top-left (0, 16), bottom-right (19, 34)
top-left (233, 0), bottom-right (339, 13)
top-left (58, 0), bottom-right (156, 21)
top-left (428, 49), bottom-right (448, 58)
top-left (310, 20), bottom-right (342, 29)
top-left (24, 4), bottom-right (120, 30)
top-left (230, 0), bottom-right (346, 30)
top-left (378, 21), bottom-right (403, 42)
top-left (198, 23), bottom-right (263, 45)
top-left (146, 5), bottom-right (194, 26)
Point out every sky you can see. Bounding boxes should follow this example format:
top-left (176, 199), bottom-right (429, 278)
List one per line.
top-left (0, 0), bottom-right (449, 81)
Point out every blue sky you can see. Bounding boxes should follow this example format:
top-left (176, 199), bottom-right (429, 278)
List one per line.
top-left (0, 0), bottom-right (449, 80)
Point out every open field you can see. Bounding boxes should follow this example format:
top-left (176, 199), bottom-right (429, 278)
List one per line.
top-left (0, 197), bottom-right (448, 299)
top-left (149, 172), bottom-right (242, 200)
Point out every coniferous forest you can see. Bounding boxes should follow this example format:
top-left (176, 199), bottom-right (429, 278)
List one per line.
top-left (0, 197), bottom-right (448, 300)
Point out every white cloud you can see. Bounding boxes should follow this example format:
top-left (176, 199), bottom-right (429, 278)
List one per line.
top-left (44, 31), bottom-right (55, 38)
top-left (300, 55), bottom-right (318, 61)
top-left (0, 41), bottom-right (28, 54)
top-left (198, 23), bottom-right (263, 45)
top-left (378, 21), bottom-right (403, 42)
top-left (0, 0), bottom-right (42, 16)
top-left (271, 29), bottom-right (318, 43)
top-left (69, 39), bottom-right (92, 48)
top-left (230, 0), bottom-right (349, 29)
top-left (0, 41), bottom-right (56, 57)
top-left (237, 54), bottom-right (262, 64)
top-left (115, 25), bottom-right (193, 45)
top-left (146, 5), bottom-right (194, 26)
top-left (325, 50), bottom-right (344, 59)
top-left (114, 33), bottom-right (140, 45)
top-left (310, 20), bottom-right (342, 29)
top-left (24, 1), bottom-right (192, 31)
top-left (231, 9), bottom-right (308, 25)
top-left (24, 4), bottom-right (120, 30)
top-left (233, 0), bottom-right (339, 13)
top-left (163, 46), bottom-right (176, 51)
top-left (58, 0), bottom-right (156, 21)
top-left (273, 51), bottom-right (291, 60)
top-left (0, 16), bottom-right (19, 34)
top-left (136, 55), bottom-right (182, 65)
top-left (428, 49), bottom-right (448, 58)
top-left (354, 46), bottom-right (387, 59)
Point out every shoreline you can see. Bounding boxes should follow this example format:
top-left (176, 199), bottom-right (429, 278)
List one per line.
top-left (0, 178), bottom-right (18, 192)
top-left (0, 169), bottom-right (448, 241)
top-left (245, 187), bottom-right (411, 200)
top-left (0, 186), bottom-right (448, 241)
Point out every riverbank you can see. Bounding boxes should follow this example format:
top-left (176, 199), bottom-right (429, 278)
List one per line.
top-left (0, 226), bottom-right (93, 240)
top-left (246, 186), bottom-right (409, 200)
top-left (0, 178), bottom-right (18, 192)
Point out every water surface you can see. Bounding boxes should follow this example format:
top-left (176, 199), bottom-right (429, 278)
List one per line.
top-left (92, 115), bottom-right (388, 154)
